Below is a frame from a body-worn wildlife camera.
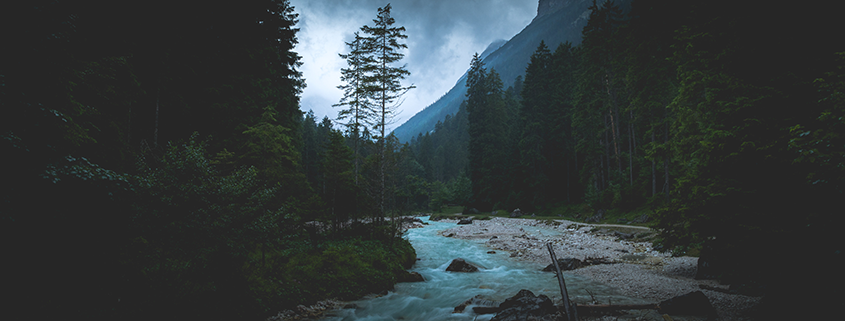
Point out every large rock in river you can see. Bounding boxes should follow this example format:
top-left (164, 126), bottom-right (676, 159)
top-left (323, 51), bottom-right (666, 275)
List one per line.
top-left (446, 258), bottom-right (479, 272)
top-left (399, 271), bottom-right (425, 282)
top-left (457, 217), bottom-right (474, 225)
top-left (490, 289), bottom-right (556, 321)
top-left (658, 291), bottom-right (717, 317)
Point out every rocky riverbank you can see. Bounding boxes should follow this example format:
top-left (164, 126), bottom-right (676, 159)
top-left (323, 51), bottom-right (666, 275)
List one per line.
top-left (439, 217), bottom-right (761, 320)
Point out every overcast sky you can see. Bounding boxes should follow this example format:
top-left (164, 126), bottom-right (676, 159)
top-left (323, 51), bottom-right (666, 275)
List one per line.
top-left (290, 0), bottom-right (537, 131)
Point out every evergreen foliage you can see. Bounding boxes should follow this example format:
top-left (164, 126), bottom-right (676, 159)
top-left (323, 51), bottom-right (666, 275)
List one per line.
top-left (2, 1), bottom-right (416, 319)
top-left (404, 1), bottom-right (843, 312)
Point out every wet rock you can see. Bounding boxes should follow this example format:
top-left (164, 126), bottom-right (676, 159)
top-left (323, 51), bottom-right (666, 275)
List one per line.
top-left (401, 216), bottom-right (424, 224)
top-left (658, 291), bottom-right (717, 317)
top-left (446, 258), bottom-right (479, 272)
top-left (542, 258), bottom-right (582, 271)
top-left (487, 251), bottom-right (496, 254)
top-left (454, 295), bottom-right (498, 313)
top-left (490, 289), bottom-right (555, 321)
top-left (542, 257), bottom-right (613, 271)
top-left (400, 271), bottom-right (425, 282)
top-left (473, 306), bottom-right (501, 314)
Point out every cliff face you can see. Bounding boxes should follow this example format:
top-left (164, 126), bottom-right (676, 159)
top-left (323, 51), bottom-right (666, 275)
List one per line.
top-left (537, 0), bottom-right (571, 18)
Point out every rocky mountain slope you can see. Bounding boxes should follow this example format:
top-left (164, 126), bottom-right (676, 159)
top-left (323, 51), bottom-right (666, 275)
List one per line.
top-left (393, 0), bottom-right (621, 142)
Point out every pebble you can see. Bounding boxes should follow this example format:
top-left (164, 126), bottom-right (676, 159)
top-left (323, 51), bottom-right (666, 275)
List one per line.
top-left (440, 217), bottom-right (761, 321)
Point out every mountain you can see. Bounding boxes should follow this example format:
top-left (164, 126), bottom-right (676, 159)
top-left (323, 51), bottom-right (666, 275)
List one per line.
top-left (393, 0), bottom-right (606, 142)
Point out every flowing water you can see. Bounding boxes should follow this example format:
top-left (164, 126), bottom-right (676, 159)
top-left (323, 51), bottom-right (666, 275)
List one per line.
top-left (320, 217), bottom-right (647, 321)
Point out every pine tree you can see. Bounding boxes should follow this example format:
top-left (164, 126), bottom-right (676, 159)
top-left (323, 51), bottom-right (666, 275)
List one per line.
top-left (321, 129), bottom-right (355, 231)
top-left (360, 3), bottom-right (414, 220)
top-left (465, 54), bottom-right (509, 210)
top-left (518, 41), bottom-right (553, 209)
top-left (335, 32), bottom-right (374, 185)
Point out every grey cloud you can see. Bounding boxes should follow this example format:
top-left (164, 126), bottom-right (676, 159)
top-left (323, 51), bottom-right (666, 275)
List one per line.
top-left (291, 0), bottom-right (536, 129)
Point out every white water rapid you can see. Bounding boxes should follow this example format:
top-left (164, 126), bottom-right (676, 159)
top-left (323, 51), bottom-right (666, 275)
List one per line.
top-left (320, 216), bottom-right (647, 321)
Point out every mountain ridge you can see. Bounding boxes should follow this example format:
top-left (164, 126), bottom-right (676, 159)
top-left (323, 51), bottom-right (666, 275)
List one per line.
top-left (392, 0), bottom-right (595, 142)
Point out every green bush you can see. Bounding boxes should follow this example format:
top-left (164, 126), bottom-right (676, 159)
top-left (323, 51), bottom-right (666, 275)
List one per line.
top-left (254, 237), bottom-right (416, 309)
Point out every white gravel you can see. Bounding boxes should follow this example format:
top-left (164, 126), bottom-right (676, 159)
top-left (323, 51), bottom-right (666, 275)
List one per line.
top-left (440, 217), bottom-right (761, 321)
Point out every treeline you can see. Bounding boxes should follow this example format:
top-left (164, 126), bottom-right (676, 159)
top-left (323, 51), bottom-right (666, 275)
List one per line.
top-left (406, 0), bottom-right (843, 314)
top-left (2, 1), bottom-right (416, 320)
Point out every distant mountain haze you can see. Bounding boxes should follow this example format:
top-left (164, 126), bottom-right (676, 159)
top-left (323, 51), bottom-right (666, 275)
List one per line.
top-left (392, 0), bottom-right (627, 142)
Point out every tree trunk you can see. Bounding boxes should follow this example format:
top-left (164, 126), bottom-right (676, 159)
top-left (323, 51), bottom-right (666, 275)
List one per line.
top-left (154, 86), bottom-right (160, 149)
top-left (663, 107), bottom-right (670, 200)
top-left (651, 130), bottom-right (657, 197)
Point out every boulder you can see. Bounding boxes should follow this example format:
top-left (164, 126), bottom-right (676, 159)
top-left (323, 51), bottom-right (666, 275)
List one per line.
top-left (542, 257), bottom-right (612, 271)
top-left (613, 231), bottom-right (634, 240)
top-left (490, 289), bottom-right (556, 321)
top-left (542, 258), bottom-right (583, 271)
top-left (585, 209), bottom-right (605, 223)
top-left (453, 295), bottom-right (498, 313)
top-left (509, 208), bottom-right (523, 218)
top-left (658, 291), bottom-right (717, 317)
top-left (458, 217), bottom-right (474, 225)
top-left (446, 258), bottom-right (479, 272)
top-left (695, 239), bottom-right (723, 280)
top-left (408, 217), bottom-right (424, 224)
top-left (400, 271), bottom-right (425, 282)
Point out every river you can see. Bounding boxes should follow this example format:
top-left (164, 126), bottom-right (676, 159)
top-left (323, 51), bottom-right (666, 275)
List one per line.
top-left (319, 216), bottom-right (646, 321)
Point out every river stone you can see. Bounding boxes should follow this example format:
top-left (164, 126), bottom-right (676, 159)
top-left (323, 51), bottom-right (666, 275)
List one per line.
top-left (400, 271), bottom-right (425, 282)
top-left (490, 289), bottom-right (555, 321)
top-left (453, 295), bottom-right (498, 313)
top-left (542, 258), bottom-right (583, 271)
top-left (614, 231), bottom-right (634, 239)
top-left (658, 291), bottom-right (717, 317)
top-left (457, 217), bottom-right (474, 225)
top-left (446, 258), bottom-right (479, 272)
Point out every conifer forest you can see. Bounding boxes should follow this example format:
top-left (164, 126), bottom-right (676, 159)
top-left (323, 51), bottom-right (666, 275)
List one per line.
top-left (2, 0), bottom-right (843, 319)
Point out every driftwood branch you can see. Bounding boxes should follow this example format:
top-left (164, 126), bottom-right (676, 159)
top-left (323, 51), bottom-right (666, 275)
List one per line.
top-left (547, 243), bottom-right (575, 321)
